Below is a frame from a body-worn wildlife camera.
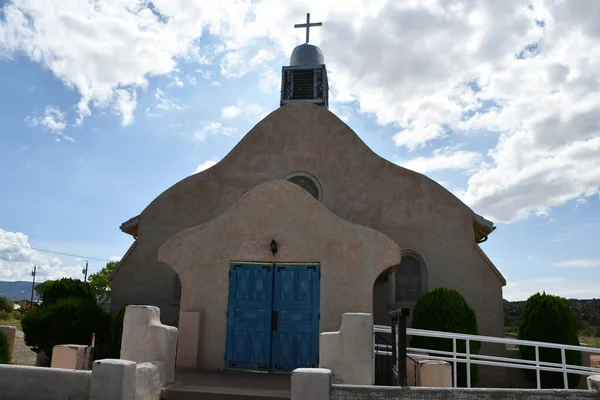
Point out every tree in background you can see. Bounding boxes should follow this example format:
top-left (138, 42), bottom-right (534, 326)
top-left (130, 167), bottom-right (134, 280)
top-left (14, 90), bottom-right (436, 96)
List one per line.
top-left (518, 292), bottom-right (582, 388)
top-left (34, 281), bottom-right (51, 300)
top-left (0, 296), bottom-right (14, 320)
top-left (410, 287), bottom-right (481, 387)
top-left (21, 278), bottom-right (109, 361)
top-left (88, 261), bottom-right (118, 306)
top-left (0, 296), bottom-right (14, 313)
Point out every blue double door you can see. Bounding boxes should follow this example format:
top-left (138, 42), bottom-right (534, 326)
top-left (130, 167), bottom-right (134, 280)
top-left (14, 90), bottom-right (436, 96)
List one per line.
top-left (225, 263), bottom-right (320, 372)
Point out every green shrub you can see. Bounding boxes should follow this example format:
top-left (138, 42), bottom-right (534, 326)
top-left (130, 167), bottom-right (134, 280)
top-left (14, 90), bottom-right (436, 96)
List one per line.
top-left (518, 292), bottom-right (582, 388)
top-left (22, 297), bottom-right (110, 358)
top-left (0, 296), bottom-right (14, 313)
top-left (0, 310), bottom-right (10, 321)
top-left (40, 278), bottom-right (95, 306)
top-left (94, 304), bottom-right (128, 359)
top-left (0, 330), bottom-right (9, 364)
top-left (410, 287), bottom-right (481, 387)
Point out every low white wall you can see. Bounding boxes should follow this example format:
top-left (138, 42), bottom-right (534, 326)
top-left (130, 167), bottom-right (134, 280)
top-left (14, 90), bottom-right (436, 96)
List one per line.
top-left (0, 364), bottom-right (92, 400)
top-left (319, 313), bottom-right (374, 385)
top-left (120, 305), bottom-right (178, 385)
top-left (331, 385), bottom-right (600, 400)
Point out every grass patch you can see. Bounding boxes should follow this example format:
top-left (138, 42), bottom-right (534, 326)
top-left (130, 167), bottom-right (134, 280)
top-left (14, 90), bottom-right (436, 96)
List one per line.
top-left (580, 336), bottom-right (600, 349)
top-left (0, 320), bottom-right (22, 331)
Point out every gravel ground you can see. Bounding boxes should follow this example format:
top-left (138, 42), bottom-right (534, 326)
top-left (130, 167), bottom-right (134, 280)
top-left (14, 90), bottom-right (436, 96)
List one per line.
top-left (11, 331), bottom-right (37, 366)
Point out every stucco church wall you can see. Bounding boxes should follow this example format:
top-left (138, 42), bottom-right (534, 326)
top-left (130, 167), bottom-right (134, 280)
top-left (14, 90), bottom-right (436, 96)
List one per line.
top-left (158, 180), bottom-right (402, 369)
top-left (111, 103), bottom-right (504, 346)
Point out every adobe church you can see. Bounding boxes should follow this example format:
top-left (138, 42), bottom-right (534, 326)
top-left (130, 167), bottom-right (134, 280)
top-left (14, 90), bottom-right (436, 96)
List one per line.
top-left (110, 16), bottom-right (505, 373)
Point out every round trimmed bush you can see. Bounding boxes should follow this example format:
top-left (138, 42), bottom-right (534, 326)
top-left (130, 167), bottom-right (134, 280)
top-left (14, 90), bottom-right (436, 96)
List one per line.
top-left (518, 292), bottom-right (582, 388)
top-left (22, 297), bottom-right (110, 358)
top-left (410, 287), bottom-right (481, 387)
top-left (0, 330), bottom-right (10, 364)
top-left (39, 278), bottom-right (95, 306)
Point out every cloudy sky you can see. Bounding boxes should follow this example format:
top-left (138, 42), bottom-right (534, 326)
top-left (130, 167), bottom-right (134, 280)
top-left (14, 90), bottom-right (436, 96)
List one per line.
top-left (1, 0), bottom-right (599, 301)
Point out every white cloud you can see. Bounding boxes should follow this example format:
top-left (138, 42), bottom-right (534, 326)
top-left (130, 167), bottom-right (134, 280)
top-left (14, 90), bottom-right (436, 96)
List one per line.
top-left (27, 105), bottom-right (66, 133)
top-left (195, 160), bottom-right (218, 173)
top-left (221, 105), bottom-right (242, 119)
top-left (195, 69), bottom-right (212, 80)
top-left (193, 121), bottom-right (234, 142)
top-left (257, 68), bottom-right (280, 94)
top-left (26, 105), bottom-right (76, 142)
top-left (112, 89), bottom-right (137, 126)
top-left (0, 228), bottom-right (83, 281)
top-left (168, 76), bottom-right (184, 88)
top-left (554, 259), bottom-right (600, 268)
top-left (249, 49), bottom-right (275, 68)
top-left (0, 0), bottom-right (253, 124)
top-left (153, 88), bottom-right (184, 113)
top-left (221, 101), bottom-right (268, 120)
top-left (397, 148), bottom-right (482, 174)
top-left (4, 0), bottom-right (600, 222)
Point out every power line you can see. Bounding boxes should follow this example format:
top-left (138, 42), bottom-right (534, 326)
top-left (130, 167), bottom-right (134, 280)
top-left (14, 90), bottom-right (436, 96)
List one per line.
top-left (0, 240), bottom-right (111, 262)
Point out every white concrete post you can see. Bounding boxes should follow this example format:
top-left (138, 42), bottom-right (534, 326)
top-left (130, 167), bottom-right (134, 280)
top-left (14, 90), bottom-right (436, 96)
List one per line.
top-left (51, 344), bottom-right (92, 370)
top-left (0, 326), bottom-right (16, 364)
top-left (90, 359), bottom-right (136, 400)
top-left (120, 305), bottom-right (178, 385)
top-left (135, 362), bottom-right (161, 400)
top-left (291, 368), bottom-right (331, 400)
top-left (319, 313), bottom-right (374, 385)
top-left (588, 375), bottom-right (600, 393)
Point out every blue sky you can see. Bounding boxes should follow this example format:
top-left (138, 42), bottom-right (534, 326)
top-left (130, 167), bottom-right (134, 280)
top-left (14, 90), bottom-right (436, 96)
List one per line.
top-left (0, 0), bottom-right (599, 300)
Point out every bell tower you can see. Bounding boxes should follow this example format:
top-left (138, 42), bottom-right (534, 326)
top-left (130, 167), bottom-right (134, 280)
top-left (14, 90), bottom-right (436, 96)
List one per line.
top-left (280, 13), bottom-right (329, 108)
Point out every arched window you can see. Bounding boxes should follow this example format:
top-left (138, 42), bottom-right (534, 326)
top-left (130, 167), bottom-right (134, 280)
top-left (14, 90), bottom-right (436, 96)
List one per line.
top-left (284, 171), bottom-right (323, 201)
top-left (394, 253), bottom-right (426, 305)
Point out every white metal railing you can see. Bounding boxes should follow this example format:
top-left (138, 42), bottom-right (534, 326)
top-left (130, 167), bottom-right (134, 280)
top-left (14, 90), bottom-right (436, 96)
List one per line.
top-left (373, 324), bottom-right (600, 389)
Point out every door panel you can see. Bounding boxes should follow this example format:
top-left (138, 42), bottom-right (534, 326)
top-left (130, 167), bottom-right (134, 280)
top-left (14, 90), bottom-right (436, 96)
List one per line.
top-left (225, 264), bottom-right (273, 370)
top-left (271, 265), bottom-right (320, 371)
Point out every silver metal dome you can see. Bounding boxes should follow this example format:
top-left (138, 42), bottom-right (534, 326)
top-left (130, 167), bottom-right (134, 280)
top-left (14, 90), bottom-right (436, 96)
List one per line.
top-left (290, 44), bottom-right (324, 66)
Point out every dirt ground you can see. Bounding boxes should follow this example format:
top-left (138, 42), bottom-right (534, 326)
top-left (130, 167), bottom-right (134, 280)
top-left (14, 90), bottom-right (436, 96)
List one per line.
top-left (592, 355), bottom-right (600, 368)
top-left (11, 330), bottom-right (36, 366)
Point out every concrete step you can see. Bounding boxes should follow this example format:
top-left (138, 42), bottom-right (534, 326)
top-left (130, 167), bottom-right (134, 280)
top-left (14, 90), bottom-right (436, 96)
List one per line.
top-left (162, 384), bottom-right (290, 400)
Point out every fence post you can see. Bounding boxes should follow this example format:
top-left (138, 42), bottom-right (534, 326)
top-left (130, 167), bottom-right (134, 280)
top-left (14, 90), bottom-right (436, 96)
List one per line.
top-left (388, 308), bottom-right (410, 386)
top-left (466, 338), bottom-right (471, 388)
top-left (535, 346), bottom-right (540, 389)
top-left (561, 348), bottom-right (568, 389)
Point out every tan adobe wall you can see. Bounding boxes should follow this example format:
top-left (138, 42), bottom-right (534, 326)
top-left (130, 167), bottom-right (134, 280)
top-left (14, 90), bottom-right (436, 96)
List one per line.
top-left (158, 180), bottom-right (402, 369)
top-left (111, 102), bottom-right (504, 344)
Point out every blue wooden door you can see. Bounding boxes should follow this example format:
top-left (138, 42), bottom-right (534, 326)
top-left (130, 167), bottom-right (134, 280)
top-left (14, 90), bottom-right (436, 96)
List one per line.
top-left (225, 263), bottom-right (274, 371)
top-left (271, 265), bottom-right (320, 371)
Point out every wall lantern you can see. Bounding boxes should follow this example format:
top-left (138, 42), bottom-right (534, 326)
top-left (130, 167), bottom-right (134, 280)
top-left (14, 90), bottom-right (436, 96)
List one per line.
top-left (270, 239), bottom-right (278, 255)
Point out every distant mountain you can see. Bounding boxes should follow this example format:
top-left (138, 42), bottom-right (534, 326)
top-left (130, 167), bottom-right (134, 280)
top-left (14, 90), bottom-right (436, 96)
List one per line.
top-left (0, 281), bottom-right (39, 301)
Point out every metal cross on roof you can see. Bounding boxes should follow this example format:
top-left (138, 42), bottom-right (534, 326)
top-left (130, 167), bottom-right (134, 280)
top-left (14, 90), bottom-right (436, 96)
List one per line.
top-left (294, 13), bottom-right (322, 44)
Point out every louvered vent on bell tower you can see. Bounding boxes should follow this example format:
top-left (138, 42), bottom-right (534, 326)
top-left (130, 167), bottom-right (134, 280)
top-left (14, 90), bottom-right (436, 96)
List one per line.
top-left (280, 43), bottom-right (329, 108)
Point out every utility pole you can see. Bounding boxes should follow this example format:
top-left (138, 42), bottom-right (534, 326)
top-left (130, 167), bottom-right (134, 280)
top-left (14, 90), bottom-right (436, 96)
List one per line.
top-left (30, 265), bottom-right (36, 309)
top-left (82, 260), bottom-right (89, 282)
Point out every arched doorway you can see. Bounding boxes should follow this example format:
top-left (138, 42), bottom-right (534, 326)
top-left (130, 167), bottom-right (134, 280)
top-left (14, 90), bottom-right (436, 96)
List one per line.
top-left (372, 251), bottom-right (427, 327)
top-left (372, 251), bottom-right (427, 385)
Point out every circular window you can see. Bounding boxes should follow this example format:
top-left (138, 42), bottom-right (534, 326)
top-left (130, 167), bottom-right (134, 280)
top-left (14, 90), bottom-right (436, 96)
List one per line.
top-left (285, 172), bottom-right (322, 201)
